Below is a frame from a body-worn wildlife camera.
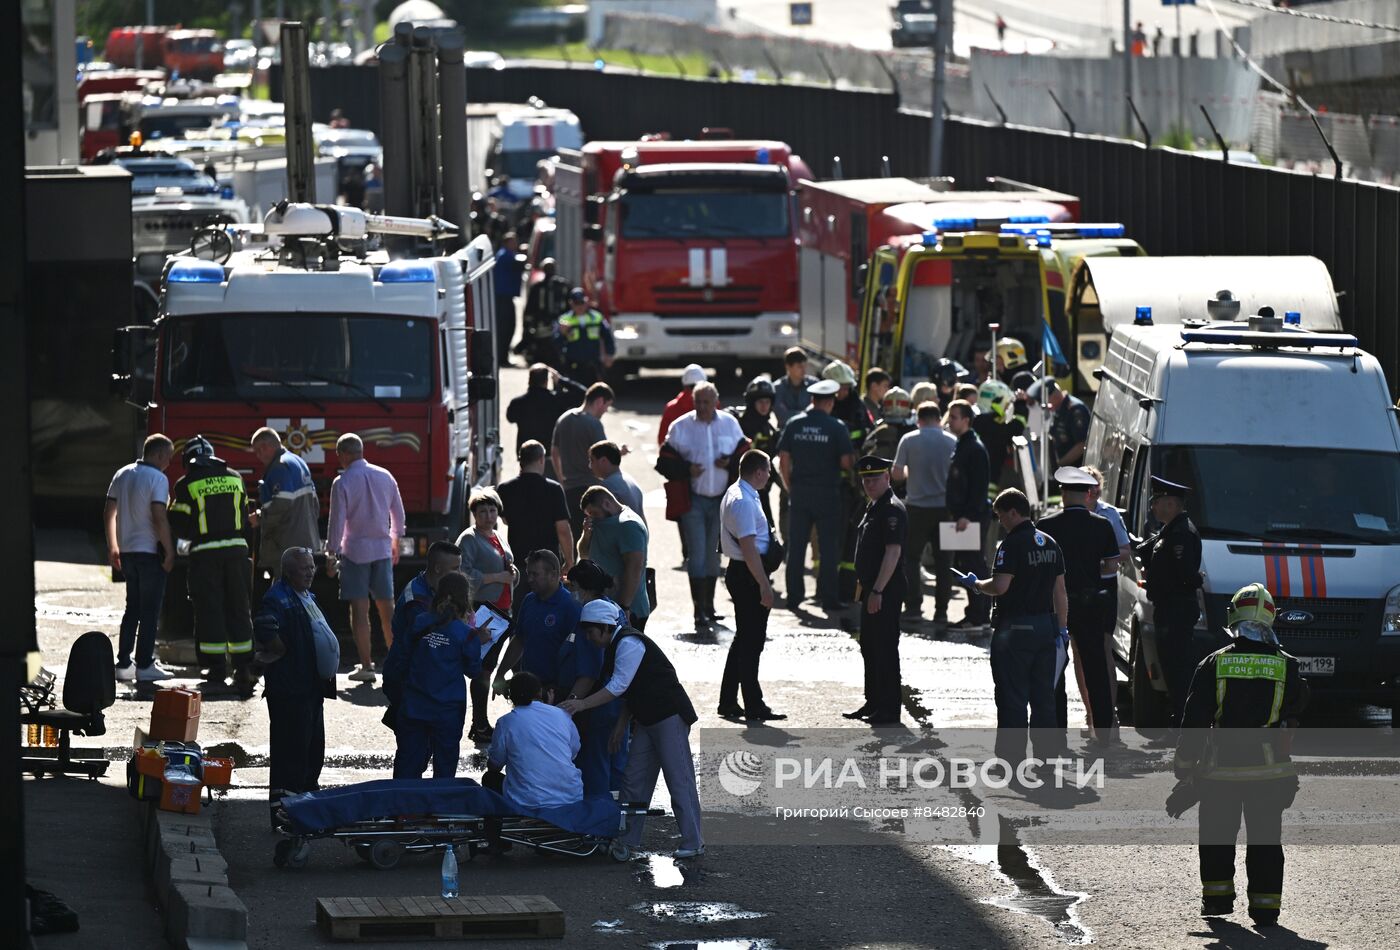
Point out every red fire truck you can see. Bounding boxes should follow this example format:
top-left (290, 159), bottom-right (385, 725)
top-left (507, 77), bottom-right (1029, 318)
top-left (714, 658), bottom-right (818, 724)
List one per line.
top-left (553, 138), bottom-right (813, 376)
top-left (105, 27), bottom-right (224, 79)
top-left (797, 176), bottom-right (1079, 370)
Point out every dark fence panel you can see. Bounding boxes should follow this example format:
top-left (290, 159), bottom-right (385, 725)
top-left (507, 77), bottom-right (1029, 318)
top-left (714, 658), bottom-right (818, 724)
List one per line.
top-left (272, 64), bottom-right (1400, 389)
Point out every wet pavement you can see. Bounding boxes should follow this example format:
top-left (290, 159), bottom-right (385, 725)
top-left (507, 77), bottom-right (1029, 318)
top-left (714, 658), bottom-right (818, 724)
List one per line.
top-left (27, 363), bottom-right (1400, 948)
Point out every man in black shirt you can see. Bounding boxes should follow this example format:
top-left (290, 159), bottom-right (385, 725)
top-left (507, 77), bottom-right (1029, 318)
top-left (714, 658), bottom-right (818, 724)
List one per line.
top-left (1134, 476), bottom-right (1205, 730)
top-left (495, 441), bottom-right (576, 588)
top-left (505, 363), bottom-right (586, 479)
top-left (1029, 379), bottom-right (1092, 469)
top-left (957, 488), bottom-right (1067, 764)
top-left (1037, 467), bottom-right (1121, 743)
top-left (944, 400), bottom-right (991, 630)
top-left (845, 456), bottom-right (908, 726)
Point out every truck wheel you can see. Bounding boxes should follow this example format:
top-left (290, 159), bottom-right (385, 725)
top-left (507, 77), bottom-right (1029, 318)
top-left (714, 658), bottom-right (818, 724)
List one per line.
top-left (1129, 633), bottom-right (1170, 734)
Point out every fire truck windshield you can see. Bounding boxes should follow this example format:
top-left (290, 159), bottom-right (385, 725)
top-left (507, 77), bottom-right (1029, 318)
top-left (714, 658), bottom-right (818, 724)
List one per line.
top-left (162, 313), bottom-right (433, 402)
top-left (619, 190), bottom-right (790, 239)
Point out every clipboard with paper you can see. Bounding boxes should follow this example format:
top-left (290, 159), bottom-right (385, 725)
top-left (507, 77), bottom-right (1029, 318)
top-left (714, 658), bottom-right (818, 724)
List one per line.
top-left (938, 521), bottom-right (981, 551)
top-left (471, 605), bottom-right (512, 652)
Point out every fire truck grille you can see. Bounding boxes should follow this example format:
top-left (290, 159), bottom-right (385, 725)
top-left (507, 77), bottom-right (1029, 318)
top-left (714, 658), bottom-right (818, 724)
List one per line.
top-left (651, 285), bottom-right (764, 311)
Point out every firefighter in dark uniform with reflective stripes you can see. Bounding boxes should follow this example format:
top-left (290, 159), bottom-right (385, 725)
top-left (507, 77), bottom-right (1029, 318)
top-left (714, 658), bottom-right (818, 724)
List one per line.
top-left (1174, 583), bottom-right (1308, 927)
top-left (168, 435), bottom-right (256, 697)
top-left (1134, 476), bottom-right (1205, 729)
top-left (844, 456), bottom-right (908, 726)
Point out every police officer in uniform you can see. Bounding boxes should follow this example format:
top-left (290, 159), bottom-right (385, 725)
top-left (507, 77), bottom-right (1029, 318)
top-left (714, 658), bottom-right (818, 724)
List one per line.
top-left (553, 288), bottom-right (616, 384)
top-left (957, 488), bottom-right (1067, 765)
top-left (775, 379), bottom-right (855, 614)
top-left (1134, 476), bottom-right (1205, 730)
top-left (845, 456), bottom-right (908, 726)
top-left (168, 435), bottom-right (256, 697)
top-left (824, 361), bottom-right (874, 602)
top-left (1037, 467), bottom-right (1121, 742)
top-left (1174, 583), bottom-right (1307, 927)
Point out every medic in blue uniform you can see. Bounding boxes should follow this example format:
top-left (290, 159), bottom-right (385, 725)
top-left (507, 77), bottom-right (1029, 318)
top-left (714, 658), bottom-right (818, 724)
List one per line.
top-left (563, 560), bottom-right (631, 795)
top-left (385, 572), bottom-right (490, 779)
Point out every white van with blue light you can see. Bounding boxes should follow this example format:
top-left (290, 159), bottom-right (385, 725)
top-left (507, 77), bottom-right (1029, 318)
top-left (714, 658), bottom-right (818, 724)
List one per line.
top-left (1086, 306), bottom-right (1400, 726)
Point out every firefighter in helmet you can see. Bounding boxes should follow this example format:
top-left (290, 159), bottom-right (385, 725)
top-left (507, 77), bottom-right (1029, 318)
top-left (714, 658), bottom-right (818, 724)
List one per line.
top-left (995, 337), bottom-right (1028, 382)
top-left (862, 386), bottom-right (915, 464)
top-left (167, 435), bottom-right (257, 697)
top-left (1173, 583), bottom-right (1308, 927)
top-left (728, 375), bottom-right (782, 523)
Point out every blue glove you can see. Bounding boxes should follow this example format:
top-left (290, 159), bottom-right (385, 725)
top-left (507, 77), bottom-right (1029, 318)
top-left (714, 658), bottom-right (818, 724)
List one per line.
top-left (953, 569), bottom-right (979, 590)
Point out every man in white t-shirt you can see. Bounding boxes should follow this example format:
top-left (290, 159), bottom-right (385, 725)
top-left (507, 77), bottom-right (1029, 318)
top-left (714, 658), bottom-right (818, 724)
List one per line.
top-left (663, 381), bottom-right (746, 627)
top-left (486, 671), bottom-right (584, 809)
top-left (104, 434), bottom-right (177, 682)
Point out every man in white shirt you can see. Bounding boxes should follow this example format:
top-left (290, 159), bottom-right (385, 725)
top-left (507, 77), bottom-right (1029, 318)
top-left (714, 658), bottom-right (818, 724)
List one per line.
top-left (664, 382), bottom-right (746, 628)
top-left (487, 671), bottom-right (584, 808)
top-left (105, 434), bottom-right (177, 682)
top-left (718, 450), bottom-right (783, 722)
top-left (559, 600), bottom-right (704, 859)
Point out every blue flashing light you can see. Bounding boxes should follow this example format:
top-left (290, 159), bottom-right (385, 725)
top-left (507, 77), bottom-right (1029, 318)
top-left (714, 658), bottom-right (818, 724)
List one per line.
top-left (933, 217), bottom-right (976, 231)
top-left (1284, 310), bottom-right (1302, 325)
top-left (920, 231), bottom-right (940, 245)
top-left (999, 224), bottom-right (1040, 235)
top-left (379, 261), bottom-right (436, 284)
top-left (756, 146), bottom-right (770, 165)
top-left (1134, 306), bottom-right (1153, 326)
top-left (220, 184), bottom-right (235, 200)
top-left (1079, 224), bottom-right (1127, 238)
top-left (1035, 229), bottom-right (1053, 248)
top-left (167, 260), bottom-right (225, 284)
top-left (1007, 215), bottom-right (1051, 224)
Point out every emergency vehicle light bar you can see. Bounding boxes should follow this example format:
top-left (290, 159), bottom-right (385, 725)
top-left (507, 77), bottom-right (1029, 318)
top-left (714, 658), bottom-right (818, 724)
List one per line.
top-left (1000, 222), bottom-right (1126, 239)
top-left (167, 259), bottom-right (225, 283)
top-left (378, 261), bottom-right (436, 283)
top-left (1180, 328), bottom-right (1358, 350)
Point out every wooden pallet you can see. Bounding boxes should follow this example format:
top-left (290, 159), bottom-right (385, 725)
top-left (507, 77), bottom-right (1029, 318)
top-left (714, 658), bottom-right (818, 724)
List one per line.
top-left (316, 895), bottom-right (565, 942)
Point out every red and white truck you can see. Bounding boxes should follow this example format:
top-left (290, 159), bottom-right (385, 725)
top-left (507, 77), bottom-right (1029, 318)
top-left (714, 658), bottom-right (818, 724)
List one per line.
top-left (553, 138), bottom-right (813, 376)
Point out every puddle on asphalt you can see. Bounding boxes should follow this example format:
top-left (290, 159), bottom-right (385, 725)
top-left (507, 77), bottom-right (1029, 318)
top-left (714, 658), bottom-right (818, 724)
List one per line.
top-left (937, 837), bottom-right (1091, 945)
top-left (651, 941), bottom-right (777, 950)
top-left (633, 902), bottom-right (768, 925)
top-left (640, 853), bottom-right (690, 889)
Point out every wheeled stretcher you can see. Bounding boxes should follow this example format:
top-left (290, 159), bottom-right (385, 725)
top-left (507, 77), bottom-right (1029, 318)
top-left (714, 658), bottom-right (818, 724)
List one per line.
top-left (271, 778), bottom-right (659, 869)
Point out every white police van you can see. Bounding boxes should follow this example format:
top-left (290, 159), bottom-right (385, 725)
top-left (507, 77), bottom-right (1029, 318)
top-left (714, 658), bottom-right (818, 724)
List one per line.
top-left (1087, 308), bottom-right (1400, 726)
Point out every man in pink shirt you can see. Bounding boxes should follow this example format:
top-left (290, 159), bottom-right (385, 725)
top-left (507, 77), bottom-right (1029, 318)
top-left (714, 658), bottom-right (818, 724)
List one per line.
top-left (326, 433), bottom-right (406, 683)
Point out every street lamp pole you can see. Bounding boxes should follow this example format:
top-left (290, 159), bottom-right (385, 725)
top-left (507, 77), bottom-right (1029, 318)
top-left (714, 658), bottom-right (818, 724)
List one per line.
top-left (930, 0), bottom-right (953, 176)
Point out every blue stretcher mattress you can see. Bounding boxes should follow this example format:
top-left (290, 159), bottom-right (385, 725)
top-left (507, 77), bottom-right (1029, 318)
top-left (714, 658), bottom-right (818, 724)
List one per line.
top-left (282, 778), bottom-right (622, 839)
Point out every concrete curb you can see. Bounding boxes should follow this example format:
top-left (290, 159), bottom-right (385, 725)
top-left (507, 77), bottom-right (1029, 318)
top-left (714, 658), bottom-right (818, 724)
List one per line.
top-left (137, 800), bottom-right (249, 949)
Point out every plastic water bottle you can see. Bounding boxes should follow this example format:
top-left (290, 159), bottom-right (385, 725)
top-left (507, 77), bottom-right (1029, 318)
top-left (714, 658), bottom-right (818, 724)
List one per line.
top-left (440, 845), bottom-right (459, 899)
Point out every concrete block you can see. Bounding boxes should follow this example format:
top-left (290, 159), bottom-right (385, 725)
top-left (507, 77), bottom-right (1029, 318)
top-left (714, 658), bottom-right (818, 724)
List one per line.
top-left (166, 882), bottom-right (247, 945)
top-left (155, 854), bottom-right (229, 906)
top-left (184, 940), bottom-right (248, 950)
top-left (157, 809), bottom-right (213, 836)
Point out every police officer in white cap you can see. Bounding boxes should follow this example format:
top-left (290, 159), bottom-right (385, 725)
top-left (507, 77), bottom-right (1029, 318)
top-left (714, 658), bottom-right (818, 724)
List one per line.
top-left (1036, 467), bottom-right (1122, 743)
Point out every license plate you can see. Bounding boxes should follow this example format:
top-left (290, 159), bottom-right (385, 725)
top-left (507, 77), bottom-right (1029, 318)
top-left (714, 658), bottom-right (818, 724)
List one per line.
top-left (1298, 656), bottom-right (1335, 676)
top-left (696, 340), bottom-right (731, 353)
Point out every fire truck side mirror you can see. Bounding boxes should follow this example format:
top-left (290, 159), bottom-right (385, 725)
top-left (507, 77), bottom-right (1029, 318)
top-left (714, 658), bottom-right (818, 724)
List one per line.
top-left (584, 195), bottom-right (605, 225)
top-left (111, 325), bottom-right (155, 407)
top-left (468, 376), bottom-right (498, 402)
top-left (583, 224), bottom-right (603, 242)
top-left (470, 330), bottom-right (494, 376)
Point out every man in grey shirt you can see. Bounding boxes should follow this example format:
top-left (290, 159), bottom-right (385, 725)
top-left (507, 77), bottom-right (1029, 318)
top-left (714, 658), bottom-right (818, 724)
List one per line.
top-left (589, 439), bottom-right (646, 525)
top-left (551, 382), bottom-right (614, 538)
top-left (892, 401), bottom-right (958, 626)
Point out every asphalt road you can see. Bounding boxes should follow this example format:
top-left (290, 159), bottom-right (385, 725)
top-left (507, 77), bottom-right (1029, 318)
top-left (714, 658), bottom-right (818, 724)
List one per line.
top-left (27, 359), bottom-right (1400, 948)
